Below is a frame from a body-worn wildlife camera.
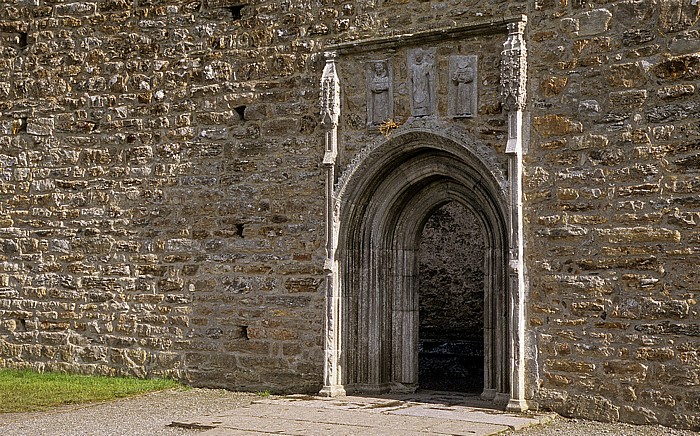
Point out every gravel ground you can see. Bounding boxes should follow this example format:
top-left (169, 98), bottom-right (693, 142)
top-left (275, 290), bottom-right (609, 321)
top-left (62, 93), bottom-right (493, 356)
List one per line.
top-left (0, 388), bottom-right (257, 436)
top-left (503, 415), bottom-right (700, 436)
top-left (0, 388), bottom-right (697, 435)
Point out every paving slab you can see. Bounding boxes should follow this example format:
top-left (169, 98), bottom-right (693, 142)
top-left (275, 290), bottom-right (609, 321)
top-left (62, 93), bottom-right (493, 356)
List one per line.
top-left (387, 404), bottom-right (542, 430)
top-left (171, 391), bottom-right (555, 436)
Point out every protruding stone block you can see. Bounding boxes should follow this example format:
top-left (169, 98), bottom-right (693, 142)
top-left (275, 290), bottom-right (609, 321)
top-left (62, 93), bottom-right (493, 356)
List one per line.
top-left (26, 118), bottom-right (54, 136)
top-left (578, 9), bottom-right (613, 36)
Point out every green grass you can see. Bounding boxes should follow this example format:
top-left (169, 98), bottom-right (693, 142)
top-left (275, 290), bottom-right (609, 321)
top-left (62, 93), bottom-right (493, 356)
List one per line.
top-left (0, 369), bottom-right (181, 413)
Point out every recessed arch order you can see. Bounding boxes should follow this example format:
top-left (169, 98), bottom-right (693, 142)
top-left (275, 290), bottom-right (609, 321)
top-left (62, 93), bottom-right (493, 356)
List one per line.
top-left (320, 123), bottom-right (524, 409)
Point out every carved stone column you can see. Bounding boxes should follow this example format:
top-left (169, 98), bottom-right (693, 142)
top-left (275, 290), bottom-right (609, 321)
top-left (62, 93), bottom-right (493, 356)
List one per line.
top-left (501, 18), bottom-right (528, 412)
top-left (319, 52), bottom-right (345, 397)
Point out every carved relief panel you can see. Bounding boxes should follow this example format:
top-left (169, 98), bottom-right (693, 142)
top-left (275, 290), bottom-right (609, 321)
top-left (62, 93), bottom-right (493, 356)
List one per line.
top-left (361, 48), bottom-right (481, 127)
top-left (366, 60), bottom-right (393, 126)
top-left (408, 48), bottom-right (437, 118)
top-left (449, 55), bottom-right (478, 118)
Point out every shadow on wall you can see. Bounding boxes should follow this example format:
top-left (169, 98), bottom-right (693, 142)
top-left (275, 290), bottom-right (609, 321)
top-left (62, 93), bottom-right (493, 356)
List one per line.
top-left (418, 201), bottom-right (485, 393)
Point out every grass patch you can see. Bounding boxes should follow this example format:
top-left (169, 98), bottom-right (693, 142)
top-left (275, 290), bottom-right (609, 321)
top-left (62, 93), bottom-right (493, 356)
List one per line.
top-left (0, 369), bottom-right (181, 413)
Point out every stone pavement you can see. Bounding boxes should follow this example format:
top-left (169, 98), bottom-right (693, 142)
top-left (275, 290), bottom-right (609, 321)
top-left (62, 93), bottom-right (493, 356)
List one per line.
top-left (171, 391), bottom-right (555, 435)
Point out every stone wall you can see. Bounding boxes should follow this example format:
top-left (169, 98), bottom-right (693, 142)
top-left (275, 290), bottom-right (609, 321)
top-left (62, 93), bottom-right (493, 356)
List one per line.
top-left (0, 0), bottom-right (331, 392)
top-left (0, 0), bottom-right (698, 430)
top-left (525, 0), bottom-right (700, 429)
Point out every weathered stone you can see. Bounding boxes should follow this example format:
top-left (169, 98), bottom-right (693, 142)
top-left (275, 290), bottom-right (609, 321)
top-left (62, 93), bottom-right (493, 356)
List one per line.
top-left (595, 227), bottom-right (681, 243)
top-left (635, 322), bottom-right (700, 337)
top-left (608, 89), bottom-right (647, 108)
top-left (657, 84), bottom-right (695, 100)
top-left (546, 359), bottom-right (595, 374)
top-left (654, 53), bottom-right (700, 81)
top-left (542, 275), bottom-right (613, 295)
top-left (670, 30), bottom-right (700, 53)
top-left (26, 118), bottom-right (54, 136)
top-left (540, 76), bottom-right (568, 97)
top-left (636, 347), bottom-right (675, 361)
top-left (603, 360), bottom-right (648, 381)
top-left (605, 62), bottom-right (648, 88)
top-left (0, 1), bottom-right (697, 431)
top-left (570, 134), bottom-right (608, 150)
top-left (536, 225), bottom-right (589, 238)
top-left (533, 115), bottom-right (583, 137)
top-left (657, 0), bottom-right (700, 33)
top-left (622, 29), bottom-right (654, 46)
top-left (578, 9), bottom-right (612, 36)
top-left (563, 394), bottom-right (620, 422)
top-left (284, 278), bottom-right (321, 293)
top-left (54, 2), bottom-right (98, 16)
top-left (577, 99), bottom-right (600, 115)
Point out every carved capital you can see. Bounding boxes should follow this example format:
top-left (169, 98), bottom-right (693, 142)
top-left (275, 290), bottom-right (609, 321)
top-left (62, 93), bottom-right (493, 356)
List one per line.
top-left (500, 20), bottom-right (528, 112)
top-left (321, 52), bottom-right (340, 129)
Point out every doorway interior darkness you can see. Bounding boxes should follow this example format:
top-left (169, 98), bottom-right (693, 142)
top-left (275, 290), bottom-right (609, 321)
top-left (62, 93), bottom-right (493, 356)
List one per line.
top-left (418, 201), bottom-right (485, 393)
top-left (324, 127), bottom-right (514, 404)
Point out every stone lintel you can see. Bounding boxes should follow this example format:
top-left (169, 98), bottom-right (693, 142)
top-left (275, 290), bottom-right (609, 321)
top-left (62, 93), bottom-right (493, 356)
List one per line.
top-left (325, 15), bottom-right (527, 55)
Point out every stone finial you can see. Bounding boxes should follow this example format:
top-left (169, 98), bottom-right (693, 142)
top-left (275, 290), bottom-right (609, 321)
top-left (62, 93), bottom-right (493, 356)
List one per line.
top-left (321, 52), bottom-right (340, 130)
top-left (500, 20), bottom-right (527, 112)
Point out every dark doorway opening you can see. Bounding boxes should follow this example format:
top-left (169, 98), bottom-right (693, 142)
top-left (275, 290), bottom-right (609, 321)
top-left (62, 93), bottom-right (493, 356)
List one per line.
top-left (418, 201), bottom-right (485, 393)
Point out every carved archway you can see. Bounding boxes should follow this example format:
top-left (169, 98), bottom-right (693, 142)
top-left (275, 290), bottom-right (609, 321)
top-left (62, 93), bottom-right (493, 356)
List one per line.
top-left (324, 127), bottom-right (512, 405)
top-left (319, 18), bottom-right (529, 411)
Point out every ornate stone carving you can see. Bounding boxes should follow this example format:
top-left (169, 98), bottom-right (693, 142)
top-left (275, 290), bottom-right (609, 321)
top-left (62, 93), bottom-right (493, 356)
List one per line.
top-left (324, 20), bottom-right (530, 413)
top-left (501, 19), bottom-right (528, 156)
top-left (320, 51), bottom-right (344, 397)
top-left (321, 53), bottom-right (340, 129)
top-left (321, 52), bottom-right (340, 166)
top-left (366, 60), bottom-right (393, 126)
top-left (336, 119), bottom-right (508, 200)
top-left (449, 55), bottom-right (477, 118)
top-left (500, 21), bottom-right (527, 112)
top-left (499, 18), bottom-right (529, 413)
top-left (408, 48), bottom-right (436, 117)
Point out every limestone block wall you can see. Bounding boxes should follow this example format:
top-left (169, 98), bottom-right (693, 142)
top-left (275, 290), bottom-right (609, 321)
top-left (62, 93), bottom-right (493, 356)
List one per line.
top-left (0, 0), bottom-right (698, 430)
top-left (0, 0), bottom-right (331, 391)
top-left (525, 0), bottom-right (700, 429)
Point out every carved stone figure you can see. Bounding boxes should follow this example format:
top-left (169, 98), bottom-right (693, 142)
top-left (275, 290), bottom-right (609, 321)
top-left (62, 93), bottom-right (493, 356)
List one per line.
top-left (408, 48), bottom-right (436, 117)
top-left (449, 55), bottom-right (477, 118)
top-left (366, 60), bottom-right (392, 126)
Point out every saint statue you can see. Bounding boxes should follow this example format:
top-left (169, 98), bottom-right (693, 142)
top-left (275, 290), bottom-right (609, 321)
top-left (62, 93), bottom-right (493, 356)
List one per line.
top-left (452, 59), bottom-right (475, 117)
top-left (409, 48), bottom-right (435, 117)
top-left (449, 55), bottom-right (478, 118)
top-left (368, 61), bottom-right (391, 125)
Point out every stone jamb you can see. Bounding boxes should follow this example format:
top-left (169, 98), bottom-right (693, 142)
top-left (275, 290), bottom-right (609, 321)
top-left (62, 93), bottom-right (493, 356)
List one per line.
top-left (500, 18), bottom-right (528, 412)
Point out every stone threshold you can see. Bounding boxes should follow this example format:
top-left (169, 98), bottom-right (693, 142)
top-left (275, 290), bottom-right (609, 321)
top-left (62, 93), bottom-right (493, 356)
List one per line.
top-left (171, 391), bottom-right (555, 435)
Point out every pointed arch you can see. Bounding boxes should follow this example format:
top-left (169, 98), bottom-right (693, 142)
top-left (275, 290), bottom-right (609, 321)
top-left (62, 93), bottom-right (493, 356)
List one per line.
top-left (322, 122), bottom-right (521, 405)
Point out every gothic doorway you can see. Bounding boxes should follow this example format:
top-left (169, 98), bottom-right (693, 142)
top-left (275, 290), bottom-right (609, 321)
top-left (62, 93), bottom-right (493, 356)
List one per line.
top-left (322, 127), bottom-right (516, 405)
top-left (418, 202), bottom-right (485, 393)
